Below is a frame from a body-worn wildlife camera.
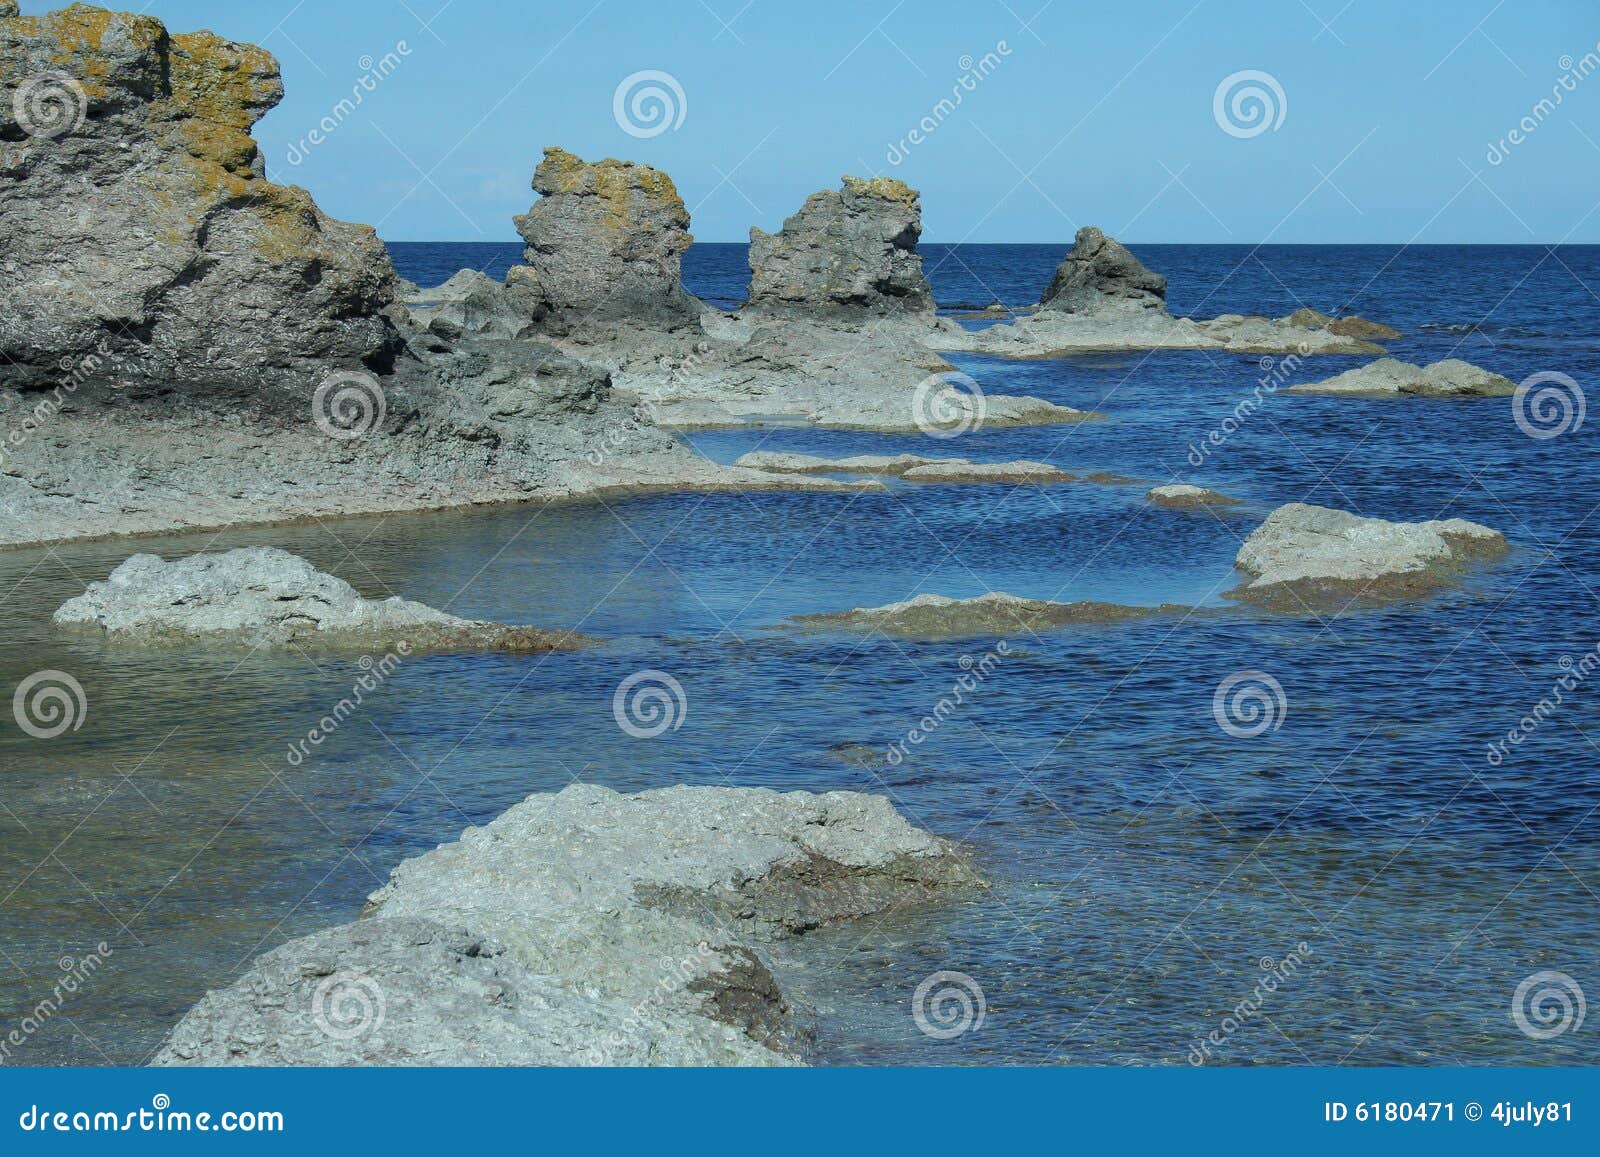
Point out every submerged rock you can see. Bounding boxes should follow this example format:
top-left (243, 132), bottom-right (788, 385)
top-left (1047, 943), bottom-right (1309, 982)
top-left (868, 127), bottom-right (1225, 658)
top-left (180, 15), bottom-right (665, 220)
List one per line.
top-left (899, 460), bottom-right (1075, 484)
top-left (0, 4), bottom-right (396, 396)
top-left (1039, 226), bottom-right (1167, 314)
top-left (1285, 357), bottom-right (1515, 398)
top-left (747, 176), bottom-right (934, 319)
top-left (1284, 308), bottom-right (1401, 341)
top-left (1230, 503), bottom-right (1508, 611)
top-left (792, 591), bottom-right (1167, 638)
top-left (52, 547), bottom-right (585, 652)
top-left (733, 452), bottom-right (1075, 483)
top-left (155, 783), bottom-right (979, 1066)
top-left (1147, 483), bottom-right (1240, 509)
top-left (513, 146), bottom-right (699, 330)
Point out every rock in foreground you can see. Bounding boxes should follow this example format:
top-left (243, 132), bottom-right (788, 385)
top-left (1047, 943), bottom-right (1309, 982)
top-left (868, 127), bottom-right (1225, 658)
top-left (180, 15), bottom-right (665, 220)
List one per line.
top-left (155, 783), bottom-right (980, 1066)
top-left (1147, 484), bottom-right (1240, 509)
top-left (53, 547), bottom-right (584, 652)
top-left (1286, 358), bottom-right (1515, 398)
top-left (733, 452), bottom-right (1077, 483)
top-left (1230, 503), bottom-right (1508, 611)
top-left (792, 591), bottom-right (1170, 638)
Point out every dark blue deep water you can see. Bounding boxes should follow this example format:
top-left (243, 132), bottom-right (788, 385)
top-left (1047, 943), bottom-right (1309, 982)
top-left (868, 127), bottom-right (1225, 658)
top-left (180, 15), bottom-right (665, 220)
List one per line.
top-left (2, 243), bottom-right (1597, 1067)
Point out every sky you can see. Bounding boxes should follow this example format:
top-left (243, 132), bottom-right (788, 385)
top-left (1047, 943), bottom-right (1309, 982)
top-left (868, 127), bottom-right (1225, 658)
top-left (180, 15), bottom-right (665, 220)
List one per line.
top-left (21, 0), bottom-right (1600, 243)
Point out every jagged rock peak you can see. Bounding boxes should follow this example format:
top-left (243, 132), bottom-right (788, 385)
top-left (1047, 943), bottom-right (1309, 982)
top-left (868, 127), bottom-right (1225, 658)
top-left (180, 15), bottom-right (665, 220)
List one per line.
top-left (0, 4), bottom-right (397, 397)
top-left (1039, 226), bottom-right (1166, 314)
top-left (746, 174), bottom-right (934, 318)
top-left (512, 145), bottom-right (698, 328)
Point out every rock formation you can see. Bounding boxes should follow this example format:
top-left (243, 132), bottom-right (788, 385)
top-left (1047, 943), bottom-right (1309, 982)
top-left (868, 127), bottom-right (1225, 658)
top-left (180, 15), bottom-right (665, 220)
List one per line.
top-left (1147, 483), bottom-right (1240, 509)
top-left (747, 176), bottom-right (934, 319)
top-left (792, 591), bottom-right (1171, 638)
top-left (1230, 503), bottom-right (1508, 611)
top-left (52, 547), bottom-right (587, 652)
top-left (1038, 226), bottom-right (1167, 314)
top-left (1283, 308), bottom-right (1401, 341)
top-left (1286, 357), bottom-right (1515, 398)
top-left (0, 3), bottom-right (396, 398)
top-left (513, 146), bottom-right (699, 331)
top-left (155, 783), bottom-right (980, 1066)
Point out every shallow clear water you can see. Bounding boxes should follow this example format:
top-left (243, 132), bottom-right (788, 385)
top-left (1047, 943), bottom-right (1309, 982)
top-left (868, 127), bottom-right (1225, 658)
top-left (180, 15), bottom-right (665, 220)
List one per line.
top-left (2, 244), bottom-right (1597, 1067)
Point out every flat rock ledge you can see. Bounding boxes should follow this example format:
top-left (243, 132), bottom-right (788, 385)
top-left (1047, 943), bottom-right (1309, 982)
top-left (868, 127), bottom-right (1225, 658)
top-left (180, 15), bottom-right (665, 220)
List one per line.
top-left (1147, 484), bottom-right (1240, 509)
top-left (1285, 358), bottom-right (1515, 398)
top-left (792, 591), bottom-right (1179, 639)
top-left (733, 452), bottom-right (1076, 483)
top-left (52, 547), bottom-right (584, 653)
top-left (1230, 503), bottom-right (1509, 611)
top-left (153, 783), bottom-right (980, 1066)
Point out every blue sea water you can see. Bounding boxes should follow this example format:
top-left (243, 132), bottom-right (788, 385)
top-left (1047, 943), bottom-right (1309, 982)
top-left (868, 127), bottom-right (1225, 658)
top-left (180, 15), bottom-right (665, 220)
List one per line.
top-left (1, 242), bottom-right (1597, 1067)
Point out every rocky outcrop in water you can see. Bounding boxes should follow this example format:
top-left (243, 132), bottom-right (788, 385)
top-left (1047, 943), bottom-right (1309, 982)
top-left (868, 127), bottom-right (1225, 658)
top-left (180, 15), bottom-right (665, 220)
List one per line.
top-left (1286, 357), bottom-right (1515, 398)
top-left (792, 591), bottom-right (1172, 638)
top-left (1039, 226), bottom-right (1166, 314)
top-left (1230, 503), bottom-right (1508, 611)
top-left (513, 147), bottom-right (699, 331)
top-left (1283, 308), bottom-right (1401, 341)
top-left (747, 176), bottom-right (934, 319)
top-left (52, 547), bottom-right (587, 652)
top-left (154, 783), bottom-right (979, 1066)
top-left (1147, 483), bottom-right (1240, 509)
top-left (0, 4), bottom-right (396, 397)
top-left (734, 451), bottom-right (1080, 483)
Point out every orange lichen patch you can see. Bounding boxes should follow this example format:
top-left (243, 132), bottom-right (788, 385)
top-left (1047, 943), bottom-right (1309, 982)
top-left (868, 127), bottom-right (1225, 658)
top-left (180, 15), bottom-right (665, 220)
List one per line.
top-left (30, 5), bottom-right (165, 99)
top-left (533, 146), bottom-right (689, 242)
top-left (842, 175), bottom-right (919, 204)
top-left (168, 31), bottom-right (282, 127)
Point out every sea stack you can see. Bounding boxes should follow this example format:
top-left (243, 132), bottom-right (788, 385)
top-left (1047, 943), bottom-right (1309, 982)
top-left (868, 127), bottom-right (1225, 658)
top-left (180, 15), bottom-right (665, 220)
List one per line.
top-left (1038, 226), bottom-right (1167, 314)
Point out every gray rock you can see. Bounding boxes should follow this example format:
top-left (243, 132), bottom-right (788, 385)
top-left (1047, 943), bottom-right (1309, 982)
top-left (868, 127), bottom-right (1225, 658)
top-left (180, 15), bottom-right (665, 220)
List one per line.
top-left (747, 176), bottom-right (934, 319)
top-left (1230, 502), bottom-right (1509, 611)
top-left (154, 918), bottom-right (785, 1067)
top-left (1286, 357), bottom-right (1515, 398)
top-left (792, 591), bottom-right (1168, 638)
top-left (1039, 227), bottom-right (1166, 314)
top-left (1147, 483), bottom-right (1240, 509)
top-left (1283, 308), bottom-right (1401, 341)
top-left (52, 547), bottom-right (585, 652)
top-left (734, 451), bottom-right (948, 475)
top-left (514, 147), bottom-right (698, 330)
top-left (154, 784), bottom-right (980, 1066)
top-left (900, 460), bottom-right (1075, 484)
top-left (0, 6), bottom-right (396, 398)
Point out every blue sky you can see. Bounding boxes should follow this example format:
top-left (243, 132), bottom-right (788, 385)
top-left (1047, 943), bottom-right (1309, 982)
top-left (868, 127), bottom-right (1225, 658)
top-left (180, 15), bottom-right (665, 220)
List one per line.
top-left (24, 0), bottom-right (1600, 242)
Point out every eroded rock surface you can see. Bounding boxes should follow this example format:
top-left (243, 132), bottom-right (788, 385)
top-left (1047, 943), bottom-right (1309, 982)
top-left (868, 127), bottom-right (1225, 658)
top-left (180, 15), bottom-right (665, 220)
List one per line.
top-left (792, 591), bottom-right (1170, 638)
top-left (1286, 357), bottom-right (1515, 398)
top-left (1147, 483), bottom-right (1240, 509)
top-left (747, 176), bottom-right (934, 319)
top-left (0, 4), bottom-right (396, 396)
top-left (1039, 226), bottom-right (1166, 314)
top-left (155, 784), bottom-right (979, 1066)
top-left (1230, 503), bottom-right (1508, 611)
top-left (52, 547), bottom-right (585, 652)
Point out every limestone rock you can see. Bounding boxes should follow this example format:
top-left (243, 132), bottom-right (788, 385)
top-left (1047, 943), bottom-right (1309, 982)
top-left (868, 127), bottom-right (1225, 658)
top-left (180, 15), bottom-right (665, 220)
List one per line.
top-left (900, 460), bottom-right (1075, 484)
top-left (0, 4), bottom-right (397, 397)
top-left (1284, 308), bottom-right (1401, 341)
top-left (1230, 502), bottom-right (1508, 611)
top-left (1039, 227), bottom-right (1167, 314)
top-left (733, 451), bottom-right (947, 475)
top-left (1286, 357), bottom-right (1515, 398)
top-left (1147, 483), bottom-right (1240, 509)
top-left (747, 176), bottom-right (934, 318)
top-left (52, 547), bottom-right (586, 652)
top-left (792, 591), bottom-right (1166, 638)
top-left (156, 783), bottom-right (980, 1066)
top-left (513, 146), bottom-right (698, 330)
